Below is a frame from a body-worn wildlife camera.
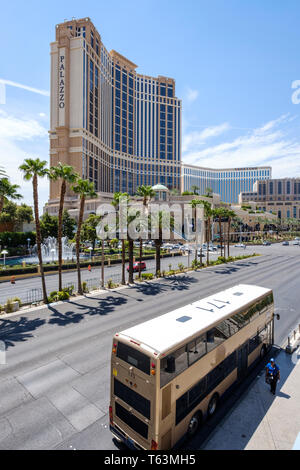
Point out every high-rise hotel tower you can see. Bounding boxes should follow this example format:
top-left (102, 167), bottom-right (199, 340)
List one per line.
top-left (49, 17), bottom-right (182, 202)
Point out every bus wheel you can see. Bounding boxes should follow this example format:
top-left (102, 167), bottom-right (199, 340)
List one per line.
top-left (207, 394), bottom-right (219, 417)
top-left (187, 411), bottom-right (202, 437)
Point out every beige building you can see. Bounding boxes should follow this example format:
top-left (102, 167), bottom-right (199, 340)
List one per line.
top-left (239, 178), bottom-right (300, 220)
top-left (48, 17), bottom-right (181, 213)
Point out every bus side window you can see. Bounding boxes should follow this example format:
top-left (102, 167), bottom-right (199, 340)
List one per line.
top-left (188, 335), bottom-right (206, 365)
top-left (166, 356), bottom-right (176, 373)
top-left (164, 345), bottom-right (188, 375)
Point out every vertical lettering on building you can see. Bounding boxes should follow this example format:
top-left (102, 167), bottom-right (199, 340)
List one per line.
top-left (58, 48), bottom-right (66, 126)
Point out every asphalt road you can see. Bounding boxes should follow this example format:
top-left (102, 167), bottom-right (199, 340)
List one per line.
top-left (0, 242), bottom-right (299, 450)
top-left (0, 246), bottom-right (251, 305)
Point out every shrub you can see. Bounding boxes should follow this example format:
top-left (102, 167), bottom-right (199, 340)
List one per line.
top-left (62, 285), bottom-right (74, 296)
top-left (48, 291), bottom-right (59, 302)
top-left (217, 256), bottom-right (226, 263)
top-left (178, 263), bottom-right (185, 272)
top-left (82, 281), bottom-right (89, 293)
top-left (5, 299), bottom-right (14, 313)
top-left (106, 278), bottom-right (117, 289)
top-left (57, 290), bottom-right (70, 301)
top-left (141, 273), bottom-right (154, 280)
top-left (12, 297), bottom-right (22, 307)
top-left (191, 259), bottom-right (200, 269)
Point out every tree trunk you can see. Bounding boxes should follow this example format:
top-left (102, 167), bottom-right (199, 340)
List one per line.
top-left (206, 218), bottom-right (210, 266)
top-left (76, 196), bottom-right (85, 295)
top-left (155, 237), bottom-right (162, 276)
top-left (219, 218), bottom-right (223, 257)
top-left (58, 179), bottom-right (66, 292)
top-left (0, 196), bottom-right (4, 214)
top-left (101, 240), bottom-right (104, 288)
top-left (33, 175), bottom-right (48, 304)
top-left (139, 238), bottom-right (142, 278)
top-left (121, 239), bottom-right (125, 285)
top-left (128, 239), bottom-right (134, 284)
top-left (227, 218), bottom-right (231, 258)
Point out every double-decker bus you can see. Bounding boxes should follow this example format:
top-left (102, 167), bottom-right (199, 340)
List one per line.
top-left (109, 284), bottom-right (275, 450)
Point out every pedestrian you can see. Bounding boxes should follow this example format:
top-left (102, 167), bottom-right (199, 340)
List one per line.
top-left (88, 264), bottom-right (91, 272)
top-left (265, 358), bottom-right (280, 395)
top-left (10, 276), bottom-right (15, 285)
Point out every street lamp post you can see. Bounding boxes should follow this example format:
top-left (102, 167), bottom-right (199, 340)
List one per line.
top-left (27, 238), bottom-right (31, 253)
top-left (88, 246), bottom-right (93, 261)
top-left (1, 250), bottom-right (8, 268)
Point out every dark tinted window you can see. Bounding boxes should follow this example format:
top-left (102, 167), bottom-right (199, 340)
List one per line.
top-left (117, 342), bottom-right (150, 375)
top-left (223, 351), bottom-right (237, 376)
top-left (249, 334), bottom-right (260, 354)
top-left (114, 379), bottom-right (150, 419)
top-left (176, 392), bottom-right (188, 424)
top-left (207, 363), bottom-right (224, 393)
top-left (115, 403), bottom-right (148, 439)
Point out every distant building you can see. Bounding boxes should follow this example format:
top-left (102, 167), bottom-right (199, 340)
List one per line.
top-left (181, 163), bottom-right (271, 204)
top-left (239, 178), bottom-right (300, 219)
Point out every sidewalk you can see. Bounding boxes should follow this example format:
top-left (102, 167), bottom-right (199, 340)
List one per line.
top-left (202, 346), bottom-right (300, 450)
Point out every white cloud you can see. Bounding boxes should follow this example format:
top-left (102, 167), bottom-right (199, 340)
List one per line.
top-left (182, 122), bottom-right (230, 152)
top-left (182, 114), bottom-right (300, 177)
top-left (186, 87), bottom-right (199, 103)
top-left (0, 110), bottom-right (49, 211)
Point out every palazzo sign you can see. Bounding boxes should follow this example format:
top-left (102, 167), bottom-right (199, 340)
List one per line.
top-left (58, 48), bottom-right (66, 126)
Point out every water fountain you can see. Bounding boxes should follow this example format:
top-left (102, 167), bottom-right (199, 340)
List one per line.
top-left (26, 236), bottom-right (76, 264)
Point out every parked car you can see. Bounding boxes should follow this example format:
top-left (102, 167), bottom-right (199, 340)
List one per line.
top-left (263, 241), bottom-right (271, 246)
top-left (235, 243), bottom-right (246, 248)
top-left (293, 240), bottom-right (299, 245)
top-left (282, 241), bottom-right (289, 246)
top-left (127, 261), bottom-right (147, 272)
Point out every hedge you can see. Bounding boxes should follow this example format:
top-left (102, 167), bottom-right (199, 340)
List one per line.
top-left (0, 251), bottom-right (182, 277)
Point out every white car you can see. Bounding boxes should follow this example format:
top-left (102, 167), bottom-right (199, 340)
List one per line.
top-left (235, 243), bottom-right (246, 248)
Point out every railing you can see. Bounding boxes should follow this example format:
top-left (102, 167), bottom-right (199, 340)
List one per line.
top-left (286, 322), bottom-right (300, 354)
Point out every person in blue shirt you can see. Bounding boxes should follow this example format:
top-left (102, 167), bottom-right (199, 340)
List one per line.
top-left (265, 358), bottom-right (280, 395)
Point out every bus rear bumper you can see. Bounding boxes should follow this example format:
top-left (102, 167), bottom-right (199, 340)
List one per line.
top-left (110, 425), bottom-right (144, 450)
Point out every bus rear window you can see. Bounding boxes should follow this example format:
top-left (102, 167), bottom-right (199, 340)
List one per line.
top-left (116, 342), bottom-right (150, 375)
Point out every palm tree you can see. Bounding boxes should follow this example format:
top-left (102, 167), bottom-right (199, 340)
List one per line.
top-left (0, 178), bottom-right (22, 213)
top-left (150, 211), bottom-right (174, 277)
top-left (190, 199), bottom-right (204, 264)
top-left (213, 207), bottom-right (228, 257)
top-left (224, 209), bottom-right (236, 257)
top-left (49, 163), bottom-right (79, 291)
top-left (205, 187), bottom-right (213, 197)
top-left (190, 185), bottom-right (200, 195)
top-left (197, 200), bottom-right (213, 265)
top-left (72, 179), bottom-right (97, 295)
top-left (19, 158), bottom-right (49, 304)
top-left (111, 192), bottom-right (130, 285)
top-left (136, 185), bottom-right (155, 278)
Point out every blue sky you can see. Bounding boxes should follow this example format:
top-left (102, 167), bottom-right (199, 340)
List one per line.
top-left (1, 0), bottom-right (300, 208)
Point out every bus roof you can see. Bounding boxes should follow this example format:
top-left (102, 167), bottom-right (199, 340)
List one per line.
top-left (118, 284), bottom-right (272, 355)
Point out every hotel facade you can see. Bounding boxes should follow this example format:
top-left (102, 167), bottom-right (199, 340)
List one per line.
top-left (48, 17), bottom-right (181, 206)
top-left (181, 163), bottom-right (272, 204)
top-left (239, 178), bottom-right (300, 220)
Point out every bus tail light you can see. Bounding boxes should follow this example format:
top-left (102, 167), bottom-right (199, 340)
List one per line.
top-left (151, 440), bottom-right (158, 450)
top-left (109, 405), bottom-right (113, 425)
top-left (151, 369), bottom-right (156, 376)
